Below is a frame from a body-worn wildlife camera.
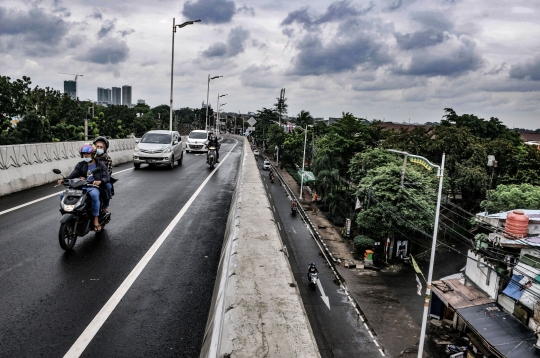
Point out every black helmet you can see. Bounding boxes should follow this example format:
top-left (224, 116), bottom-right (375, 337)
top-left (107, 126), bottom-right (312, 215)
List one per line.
top-left (93, 136), bottom-right (109, 151)
top-left (310, 263), bottom-right (316, 267)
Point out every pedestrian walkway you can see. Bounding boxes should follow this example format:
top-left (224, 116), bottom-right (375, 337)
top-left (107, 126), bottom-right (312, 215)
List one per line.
top-left (267, 155), bottom-right (438, 358)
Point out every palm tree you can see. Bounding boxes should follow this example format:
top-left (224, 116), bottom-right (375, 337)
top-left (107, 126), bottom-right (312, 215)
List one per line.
top-left (296, 110), bottom-right (314, 128)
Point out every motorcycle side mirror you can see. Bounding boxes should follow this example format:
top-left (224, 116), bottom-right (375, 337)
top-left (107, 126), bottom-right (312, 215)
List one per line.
top-left (53, 169), bottom-right (62, 174)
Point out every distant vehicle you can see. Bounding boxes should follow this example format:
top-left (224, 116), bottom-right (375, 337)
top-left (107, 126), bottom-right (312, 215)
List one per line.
top-left (133, 130), bottom-right (183, 169)
top-left (253, 149), bottom-right (259, 157)
top-left (186, 130), bottom-right (209, 153)
top-left (263, 160), bottom-right (271, 170)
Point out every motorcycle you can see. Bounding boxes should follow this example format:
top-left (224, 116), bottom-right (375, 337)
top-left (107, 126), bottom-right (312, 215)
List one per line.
top-left (269, 172), bottom-right (275, 183)
top-left (308, 272), bottom-right (318, 286)
top-left (53, 168), bottom-right (112, 250)
top-left (291, 205), bottom-right (298, 215)
top-left (207, 146), bottom-right (217, 169)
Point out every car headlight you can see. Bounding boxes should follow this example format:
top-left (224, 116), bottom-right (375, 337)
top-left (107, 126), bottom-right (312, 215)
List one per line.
top-left (163, 146), bottom-right (172, 153)
top-left (134, 145), bottom-right (140, 151)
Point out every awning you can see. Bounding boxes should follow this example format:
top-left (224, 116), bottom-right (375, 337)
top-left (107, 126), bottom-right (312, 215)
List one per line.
top-left (297, 170), bottom-right (316, 183)
top-left (431, 278), bottom-right (493, 310)
top-left (457, 303), bottom-right (540, 357)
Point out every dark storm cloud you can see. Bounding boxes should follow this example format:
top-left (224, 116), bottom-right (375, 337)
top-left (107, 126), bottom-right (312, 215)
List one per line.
top-left (281, 1), bottom-right (370, 29)
top-left (118, 29), bottom-right (135, 37)
top-left (395, 28), bottom-right (449, 50)
top-left (394, 37), bottom-right (483, 77)
top-left (182, 0), bottom-right (236, 24)
top-left (282, 28), bottom-right (295, 38)
top-left (509, 57), bottom-right (540, 81)
top-left (388, 0), bottom-right (403, 11)
top-left (202, 26), bottom-right (249, 58)
top-left (97, 19), bottom-right (116, 38)
top-left (77, 38), bottom-right (129, 64)
top-left (0, 6), bottom-right (69, 46)
top-left (288, 33), bottom-right (391, 76)
top-left (90, 8), bottom-right (102, 19)
top-left (484, 63), bottom-right (506, 76)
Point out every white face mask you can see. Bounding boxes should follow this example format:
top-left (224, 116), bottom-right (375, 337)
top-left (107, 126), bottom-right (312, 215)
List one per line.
top-left (83, 157), bottom-right (92, 163)
top-left (96, 149), bottom-right (104, 155)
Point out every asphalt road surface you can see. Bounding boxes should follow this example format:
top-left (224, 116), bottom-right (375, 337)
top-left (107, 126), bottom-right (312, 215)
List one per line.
top-left (0, 137), bottom-right (242, 358)
top-left (256, 156), bottom-right (384, 358)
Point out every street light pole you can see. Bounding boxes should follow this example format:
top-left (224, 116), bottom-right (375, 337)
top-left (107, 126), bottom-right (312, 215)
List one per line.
top-left (170, 18), bottom-right (200, 131)
top-left (417, 153), bottom-right (445, 358)
top-left (299, 124), bottom-right (308, 198)
top-left (219, 103), bottom-right (226, 133)
top-left (206, 75), bottom-right (222, 131)
top-left (216, 94), bottom-right (227, 133)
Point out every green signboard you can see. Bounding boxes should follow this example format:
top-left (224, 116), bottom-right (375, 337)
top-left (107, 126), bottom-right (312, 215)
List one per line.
top-left (297, 170), bottom-right (316, 183)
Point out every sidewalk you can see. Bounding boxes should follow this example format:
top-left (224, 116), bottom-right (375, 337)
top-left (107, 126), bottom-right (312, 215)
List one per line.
top-left (266, 155), bottom-right (442, 358)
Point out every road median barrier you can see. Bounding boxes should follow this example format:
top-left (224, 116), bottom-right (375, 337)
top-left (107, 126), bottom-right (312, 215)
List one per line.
top-left (200, 138), bottom-right (320, 358)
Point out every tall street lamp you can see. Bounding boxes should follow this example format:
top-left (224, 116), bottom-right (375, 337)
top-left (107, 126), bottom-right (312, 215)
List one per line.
top-left (216, 93), bottom-right (227, 133)
top-left (298, 124), bottom-right (313, 198)
top-left (387, 149), bottom-right (446, 358)
top-left (206, 74), bottom-right (223, 131)
top-left (170, 18), bottom-right (201, 131)
top-left (219, 103), bottom-right (226, 134)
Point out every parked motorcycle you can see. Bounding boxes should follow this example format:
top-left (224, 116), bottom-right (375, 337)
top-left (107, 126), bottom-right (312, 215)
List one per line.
top-left (53, 168), bottom-right (112, 250)
top-left (207, 146), bottom-right (217, 169)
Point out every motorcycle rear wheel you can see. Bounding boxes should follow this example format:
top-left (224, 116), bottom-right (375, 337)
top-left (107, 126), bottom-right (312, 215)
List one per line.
top-left (59, 220), bottom-right (78, 250)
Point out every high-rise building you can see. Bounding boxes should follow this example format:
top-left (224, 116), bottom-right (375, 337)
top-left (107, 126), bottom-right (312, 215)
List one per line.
top-left (137, 99), bottom-right (145, 105)
top-left (122, 85), bottom-right (132, 108)
top-left (97, 87), bottom-right (107, 103)
top-left (105, 88), bottom-right (111, 103)
top-left (64, 80), bottom-right (76, 100)
top-left (112, 87), bottom-right (121, 105)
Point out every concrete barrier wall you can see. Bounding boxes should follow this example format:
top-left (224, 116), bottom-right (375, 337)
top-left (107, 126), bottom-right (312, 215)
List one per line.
top-left (200, 137), bottom-right (320, 358)
top-left (0, 139), bottom-right (137, 196)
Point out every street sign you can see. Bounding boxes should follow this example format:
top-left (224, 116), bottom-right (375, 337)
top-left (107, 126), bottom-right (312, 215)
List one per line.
top-left (247, 117), bottom-right (256, 126)
top-left (345, 218), bottom-right (351, 237)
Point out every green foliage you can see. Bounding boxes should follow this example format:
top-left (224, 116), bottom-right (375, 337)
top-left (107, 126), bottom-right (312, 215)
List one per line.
top-left (354, 235), bottom-right (375, 256)
top-left (481, 184), bottom-right (540, 213)
top-left (295, 110), bottom-right (314, 128)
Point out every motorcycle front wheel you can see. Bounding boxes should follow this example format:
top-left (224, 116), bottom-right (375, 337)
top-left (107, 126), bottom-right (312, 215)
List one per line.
top-left (59, 219), bottom-right (78, 250)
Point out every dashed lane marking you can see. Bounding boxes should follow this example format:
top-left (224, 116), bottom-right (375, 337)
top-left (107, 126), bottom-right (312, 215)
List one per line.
top-left (374, 340), bottom-right (380, 347)
top-left (63, 140), bottom-right (239, 358)
top-left (379, 348), bottom-right (385, 356)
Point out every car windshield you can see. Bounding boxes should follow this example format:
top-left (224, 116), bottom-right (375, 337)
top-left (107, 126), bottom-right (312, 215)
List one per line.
top-left (189, 132), bottom-right (207, 139)
top-left (141, 133), bottom-right (171, 144)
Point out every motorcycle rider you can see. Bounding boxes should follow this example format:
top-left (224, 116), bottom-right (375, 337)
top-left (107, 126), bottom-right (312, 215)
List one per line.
top-left (206, 131), bottom-right (220, 163)
top-left (57, 144), bottom-right (110, 232)
top-left (291, 199), bottom-right (298, 210)
top-left (307, 263), bottom-right (319, 281)
top-left (93, 136), bottom-right (113, 213)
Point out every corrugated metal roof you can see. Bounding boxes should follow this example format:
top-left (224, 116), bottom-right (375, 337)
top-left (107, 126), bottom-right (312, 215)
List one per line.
top-left (431, 278), bottom-right (493, 310)
top-left (457, 303), bottom-right (540, 357)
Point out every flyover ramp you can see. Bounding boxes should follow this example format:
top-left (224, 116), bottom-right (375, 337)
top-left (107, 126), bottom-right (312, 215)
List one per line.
top-left (201, 137), bottom-right (320, 358)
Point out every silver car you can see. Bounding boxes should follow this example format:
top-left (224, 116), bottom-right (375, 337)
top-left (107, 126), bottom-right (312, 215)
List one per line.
top-left (133, 130), bottom-right (184, 169)
top-left (186, 130), bottom-right (209, 153)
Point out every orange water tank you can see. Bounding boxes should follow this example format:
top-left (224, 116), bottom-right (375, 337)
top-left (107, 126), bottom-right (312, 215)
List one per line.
top-left (505, 210), bottom-right (529, 239)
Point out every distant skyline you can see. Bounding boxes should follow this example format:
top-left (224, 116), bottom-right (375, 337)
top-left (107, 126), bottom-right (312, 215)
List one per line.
top-left (1, 0), bottom-right (540, 130)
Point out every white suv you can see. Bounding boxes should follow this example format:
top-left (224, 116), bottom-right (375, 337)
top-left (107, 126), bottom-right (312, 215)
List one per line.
top-left (186, 130), bottom-right (209, 153)
top-left (133, 130), bottom-right (183, 169)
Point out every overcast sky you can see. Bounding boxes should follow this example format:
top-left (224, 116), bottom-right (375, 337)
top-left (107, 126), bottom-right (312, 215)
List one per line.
top-left (1, 0), bottom-right (539, 129)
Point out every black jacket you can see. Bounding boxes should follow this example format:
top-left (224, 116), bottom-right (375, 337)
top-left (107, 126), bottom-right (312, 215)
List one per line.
top-left (66, 160), bottom-right (111, 199)
top-left (207, 137), bottom-right (220, 149)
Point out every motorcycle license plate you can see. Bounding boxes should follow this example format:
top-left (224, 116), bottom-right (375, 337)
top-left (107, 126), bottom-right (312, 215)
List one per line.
top-left (65, 189), bottom-right (83, 196)
top-left (146, 159), bottom-right (156, 164)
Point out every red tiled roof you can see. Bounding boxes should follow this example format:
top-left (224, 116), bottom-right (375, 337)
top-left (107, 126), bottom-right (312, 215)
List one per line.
top-left (520, 132), bottom-right (540, 142)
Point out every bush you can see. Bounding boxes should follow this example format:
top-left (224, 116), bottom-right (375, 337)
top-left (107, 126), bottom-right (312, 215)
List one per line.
top-left (354, 235), bottom-right (375, 257)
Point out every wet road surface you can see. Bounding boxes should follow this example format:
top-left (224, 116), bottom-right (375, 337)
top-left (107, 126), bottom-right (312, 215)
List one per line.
top-left (0, 137), bottom-right (242, 357)
top-left (256, 156), bottom-right (384, 358)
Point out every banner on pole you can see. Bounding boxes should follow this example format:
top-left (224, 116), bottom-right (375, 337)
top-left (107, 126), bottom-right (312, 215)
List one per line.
top-left (416, 274), bottom-right (423, 296)
top-left (410, 255), bottom-right (426, 282)
top-left (355, 197), bottom-right (362, 210)
top-left (345, 218), bottom-right (351, 237)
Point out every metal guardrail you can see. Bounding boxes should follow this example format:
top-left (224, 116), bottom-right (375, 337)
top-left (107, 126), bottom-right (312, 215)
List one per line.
top-left (0, 138), bottom-right (138, 170)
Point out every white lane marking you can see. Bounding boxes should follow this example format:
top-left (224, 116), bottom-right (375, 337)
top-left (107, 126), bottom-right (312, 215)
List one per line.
top-left (364, 323), bottom-right (369, 330)
top-left (277, 222), bottom-right (281, 231)
top-left (379, 348), bottom-right (385, 356)
top-left (63, 140), bottom-right (239, 358)
top-left (374, 340), bottom-right (379, 347)
top-left (369, 331), bottom-right (374, 338)
top-left (360, 316), bottom-right (365, 322)
top-left (316, 278), bottom-right (331, 310)
top-left (0, 167), bottom-right (134, 216)
top-left (292, 228), bottom-right (297, 234)
top-left (272, 205), bottom-right (276, 212)
top-left (268, 193), bottom-right (271, 199)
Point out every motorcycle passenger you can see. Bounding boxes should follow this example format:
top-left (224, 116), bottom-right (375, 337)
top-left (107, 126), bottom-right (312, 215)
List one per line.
top-left (307, 263), bottom-right (319, 280)
top-left (206, 131), bottom-right (220, 163)
top-left (93, 136), bottom-right (113, 213)
top-left (57, 144), bottom-right (110, 232)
